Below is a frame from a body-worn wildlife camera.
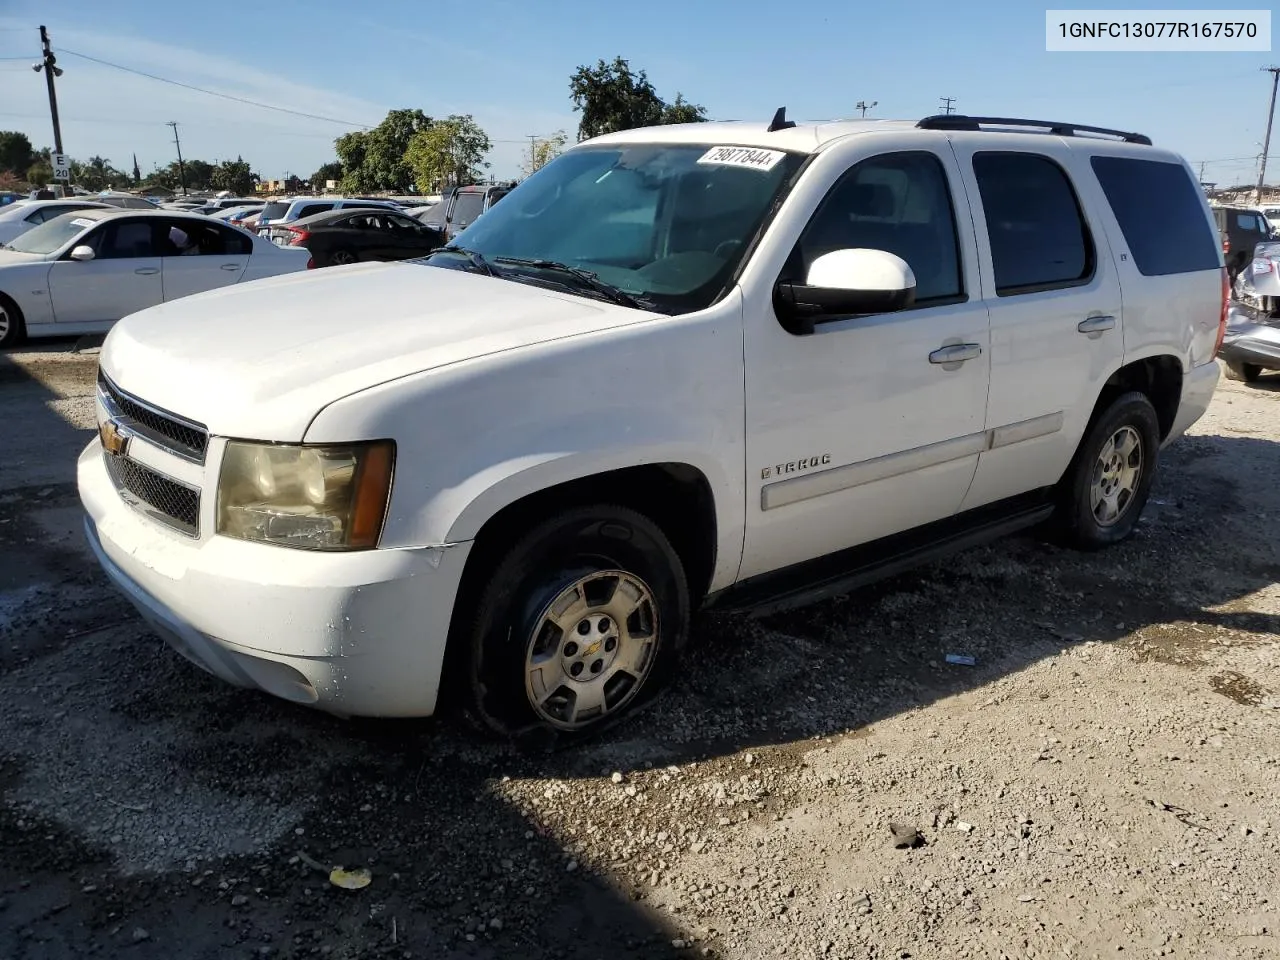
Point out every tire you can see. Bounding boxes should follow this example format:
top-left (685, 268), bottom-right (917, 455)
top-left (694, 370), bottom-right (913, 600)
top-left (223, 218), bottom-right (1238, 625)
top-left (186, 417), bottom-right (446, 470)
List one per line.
top-left (327, 248), bottom-right (357, 266)
top-left (0, 294), bottom-right (25, 350)
top-left (1223, 361), bottom-right (1263, 383)
top-left (461, 505), bottom-right (689, 745)
top-left (1054, 391), bottom-right (1161, 550)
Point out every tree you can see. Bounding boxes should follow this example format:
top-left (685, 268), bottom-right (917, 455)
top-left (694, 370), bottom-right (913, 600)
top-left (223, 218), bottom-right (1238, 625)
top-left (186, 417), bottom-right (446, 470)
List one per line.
top-left (311, 161), bottom-right (344, 189)
top-left (0, 131), bottom-right (35, 177)
top-left (660, 93), bottom-right (708, 125)
top-left (26, 160), bottom-right (52, 188)
top-left (334, 131), bottom-right (370, 191)
top-left (406, 114), bottom-right (491, 192)
top-left (182, 159), bottom-right (215, 191)
top-left (70, 156), bottom-right (132, 191)
top-left (567, 57), bottom-right (708, 142)
top-left (335, 109), bottom-right (433, 192)
top-left (212, 156), bottom-right (256, 195)
top-left (524, 130), bottom-right (568, 176)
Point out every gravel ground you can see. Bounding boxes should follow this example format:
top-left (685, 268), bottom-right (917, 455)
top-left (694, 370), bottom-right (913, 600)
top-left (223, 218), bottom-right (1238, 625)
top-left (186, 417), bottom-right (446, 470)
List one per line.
top-left (1, 340), bottom-right (1278, 959)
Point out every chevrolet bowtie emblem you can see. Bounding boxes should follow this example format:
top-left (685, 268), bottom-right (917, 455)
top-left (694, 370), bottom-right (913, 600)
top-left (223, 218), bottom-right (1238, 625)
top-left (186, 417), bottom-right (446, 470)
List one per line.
top-left (100, 418), bottom-right (132, 457)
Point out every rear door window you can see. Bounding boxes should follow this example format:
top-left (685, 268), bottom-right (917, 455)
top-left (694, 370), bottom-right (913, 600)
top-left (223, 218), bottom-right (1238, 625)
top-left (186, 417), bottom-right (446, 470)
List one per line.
top-left (295, 203), bottom-right (333, 219)
top-left (1090, 156), bottom-right (1221, 276)
top-left (972, 152), bottom-right (1094, 295)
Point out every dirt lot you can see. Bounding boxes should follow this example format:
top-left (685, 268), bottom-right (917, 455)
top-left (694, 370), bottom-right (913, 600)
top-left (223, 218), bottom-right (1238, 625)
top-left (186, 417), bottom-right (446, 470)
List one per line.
top-left (1, 341), bottom-right (1278, 960)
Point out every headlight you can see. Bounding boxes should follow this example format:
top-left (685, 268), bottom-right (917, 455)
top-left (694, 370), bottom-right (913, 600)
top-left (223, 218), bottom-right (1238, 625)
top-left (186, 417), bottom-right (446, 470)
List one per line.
top-left (216, 440), bottom-right (395, 550)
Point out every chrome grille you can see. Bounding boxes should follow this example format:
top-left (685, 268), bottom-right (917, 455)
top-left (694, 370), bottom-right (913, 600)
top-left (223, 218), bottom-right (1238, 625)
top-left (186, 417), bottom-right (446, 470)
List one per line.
top-left (97, 370), bottom-right (209, 463)
top-left (104, 452), bottom-right (201, 537)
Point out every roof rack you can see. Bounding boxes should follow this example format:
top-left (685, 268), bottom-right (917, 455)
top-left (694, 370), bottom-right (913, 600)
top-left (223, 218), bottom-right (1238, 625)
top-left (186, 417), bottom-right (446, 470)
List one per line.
top-left (915, 114), bottom-right (1152, 146)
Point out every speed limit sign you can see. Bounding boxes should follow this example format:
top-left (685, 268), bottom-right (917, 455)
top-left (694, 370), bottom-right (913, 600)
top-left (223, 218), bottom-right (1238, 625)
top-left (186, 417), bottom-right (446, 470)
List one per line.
top-left (52, 153), bottom-right (70, 179)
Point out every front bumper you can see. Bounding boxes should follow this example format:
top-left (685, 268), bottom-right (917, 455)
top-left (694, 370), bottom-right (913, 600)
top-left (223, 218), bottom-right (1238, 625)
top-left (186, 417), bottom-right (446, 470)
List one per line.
top-left (1163, 359), bottom-right (1219, 447)
top-left (78, 440), bottom-right (472, 718)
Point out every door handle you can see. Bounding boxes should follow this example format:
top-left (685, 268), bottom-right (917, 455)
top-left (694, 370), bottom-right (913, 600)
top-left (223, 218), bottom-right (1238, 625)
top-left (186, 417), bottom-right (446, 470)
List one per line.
top-left (220, 264), bottom-right (241, 271)
top-left (929, 343), bottom-right (983, 364)
top-left (134, 267), bottom-right (159, 275)
top-left (1077, 315), bottom-right (1116, 334)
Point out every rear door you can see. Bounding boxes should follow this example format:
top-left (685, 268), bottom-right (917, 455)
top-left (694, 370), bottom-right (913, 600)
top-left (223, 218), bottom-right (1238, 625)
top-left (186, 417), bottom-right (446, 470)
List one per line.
top-left (47, 217), bottom-right (164, 323)
top-left (947, 135), bottom-right (1126, 511)
top-left (159, 218), bottom-right (253, 300)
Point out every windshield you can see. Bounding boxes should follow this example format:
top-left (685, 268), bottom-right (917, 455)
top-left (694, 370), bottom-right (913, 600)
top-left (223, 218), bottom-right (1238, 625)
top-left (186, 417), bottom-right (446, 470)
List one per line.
top-left (5, 214), bottom-right (94, 254)
top-left (423, 143), bottom-right (807, 314)
top-left (259, 202), bottom-right (290, 221)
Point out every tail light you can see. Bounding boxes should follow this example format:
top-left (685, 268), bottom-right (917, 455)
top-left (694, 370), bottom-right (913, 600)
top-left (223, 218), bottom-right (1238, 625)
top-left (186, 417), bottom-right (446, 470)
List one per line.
top-left (1222, 235), bottom-right (1230, 255)
top-left (286, 226), bottom-right (310, 245)
top-left (1213, 266), bottom-right (1228, 359)
top-left (306, 256), bottom-right (316, 269)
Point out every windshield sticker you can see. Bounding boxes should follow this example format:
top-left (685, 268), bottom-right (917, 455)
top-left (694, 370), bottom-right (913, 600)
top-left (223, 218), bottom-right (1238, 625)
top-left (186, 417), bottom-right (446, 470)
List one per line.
top-left (70, 217), bottom-right (95, 227)
top-left (696, 146), bottom-right (786, 172)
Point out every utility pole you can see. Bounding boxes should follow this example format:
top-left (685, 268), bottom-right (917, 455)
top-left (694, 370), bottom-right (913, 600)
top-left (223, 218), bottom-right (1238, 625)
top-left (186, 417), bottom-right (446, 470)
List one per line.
top-left (166, 121), bottom-right (187, 196)
top-left (939, 97), bottom-right (957, 115)
top-left (855, 100), bottom-right (878, 118)
top-left (1257, 66), bottom-right (1280, 205)
top-left (527, 134), bottom-right (539, 174)
top-left (35, 25), bottom-right (67, 196)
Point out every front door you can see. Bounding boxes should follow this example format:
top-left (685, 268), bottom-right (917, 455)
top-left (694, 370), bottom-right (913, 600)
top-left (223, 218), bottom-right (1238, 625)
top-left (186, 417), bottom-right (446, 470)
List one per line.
top-left (47, 218), bottom-right (164, 324)
top-left (740, 144), bottom-right (993, 580)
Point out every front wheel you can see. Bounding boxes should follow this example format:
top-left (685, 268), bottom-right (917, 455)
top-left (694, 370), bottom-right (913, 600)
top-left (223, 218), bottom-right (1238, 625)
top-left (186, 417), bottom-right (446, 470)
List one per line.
top-left (0, 295), bottom-right (25, 349)
top-left (462, 505), bottom-right (689, 743)
top-left (1054, 391), bottom-right (1161, 550)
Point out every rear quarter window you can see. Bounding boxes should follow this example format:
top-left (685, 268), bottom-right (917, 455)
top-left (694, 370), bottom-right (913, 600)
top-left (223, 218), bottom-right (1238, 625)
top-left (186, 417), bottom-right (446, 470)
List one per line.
top-left (1090, 156), bottom-right (1221, 276)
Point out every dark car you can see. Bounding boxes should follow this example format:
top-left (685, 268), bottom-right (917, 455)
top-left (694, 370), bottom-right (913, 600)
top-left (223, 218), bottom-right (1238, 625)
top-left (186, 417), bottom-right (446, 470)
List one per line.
top-left (1213, 204), bottom-right (1274, 281)
top-left (419, 183), bottom-right (513, 241)
top-left (279, 207), bottom-right (444, 267)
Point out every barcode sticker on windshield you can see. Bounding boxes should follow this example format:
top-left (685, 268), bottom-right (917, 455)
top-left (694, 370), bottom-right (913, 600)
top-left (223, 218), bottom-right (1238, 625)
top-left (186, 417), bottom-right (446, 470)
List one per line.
top-left (70, 218), bottom-right (95, 227)
top-left (696, 146), bottom-right (786, 172)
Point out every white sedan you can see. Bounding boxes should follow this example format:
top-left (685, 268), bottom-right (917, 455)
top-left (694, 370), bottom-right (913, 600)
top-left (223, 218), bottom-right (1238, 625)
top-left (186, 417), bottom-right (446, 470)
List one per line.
top-left (0, 198), bottom-right (113, 245)
top-left (0, 209), bottom-right (312, 348)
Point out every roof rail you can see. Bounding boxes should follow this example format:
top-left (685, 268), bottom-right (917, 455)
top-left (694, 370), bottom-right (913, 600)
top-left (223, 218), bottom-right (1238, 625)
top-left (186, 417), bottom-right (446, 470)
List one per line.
top-left (915, 114), bottom-right (1152, 146)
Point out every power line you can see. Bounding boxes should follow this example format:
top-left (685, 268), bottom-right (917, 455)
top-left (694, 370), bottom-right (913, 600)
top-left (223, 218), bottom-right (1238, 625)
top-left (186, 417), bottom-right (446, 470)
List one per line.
top-left (59, 48), bottom-right (374, 129)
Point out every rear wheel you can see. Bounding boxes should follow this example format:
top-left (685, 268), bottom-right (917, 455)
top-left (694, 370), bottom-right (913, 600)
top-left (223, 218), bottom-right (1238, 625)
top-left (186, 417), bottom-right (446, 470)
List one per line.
top-left (461, 505), bottom-right (689, 744)
top-left (327, 248), bottom-right (357, 266)
top-left (1223, 361), bottom-right (1263, 383)
top-left (0, 295), bottom-right (25, 349)
top-left (1054, 391), bottom-right (1160, 550)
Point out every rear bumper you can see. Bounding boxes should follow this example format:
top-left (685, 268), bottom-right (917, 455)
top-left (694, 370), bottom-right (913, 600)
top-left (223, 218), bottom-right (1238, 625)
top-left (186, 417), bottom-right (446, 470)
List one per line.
top-left (1218, 336), bottom-right (1280, 370)
top-left (1164, 360), bottom-right (1219, 446)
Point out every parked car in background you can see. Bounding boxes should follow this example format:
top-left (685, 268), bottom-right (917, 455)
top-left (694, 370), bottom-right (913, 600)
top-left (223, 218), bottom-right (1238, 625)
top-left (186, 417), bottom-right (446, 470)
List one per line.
top-left (281, 207), bottom-right (444, 266)
top-left (1212, 204), bottom-right (1274, 281)
top-left (256, 197), bottom-right (403, 238)
top-left (1219, 240), bottom-right (1280, 383)
top-left (0, 208), bottom-right (310, 348)
top-left (95, 192), bottom-right (161, 210)
top-left (0, 192), bottom-right (23, 207)
top-left (418, 183), bottom-right (511, 241)
top-left (208, 205), bottom-right (262, 223)
top-left (1261, 205), bottom-right (1280, 235)
top-left (193, 198), bottom-right (263, 216)
top-left (0, 199), bottom-right (112, 245)
top-left (78, 112), bottom-right (1222, 738)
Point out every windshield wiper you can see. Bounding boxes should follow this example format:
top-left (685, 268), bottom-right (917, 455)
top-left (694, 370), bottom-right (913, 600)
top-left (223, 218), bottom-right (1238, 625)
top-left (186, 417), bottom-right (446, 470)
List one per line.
top-left (432, 245), bottom-right (498, 276)
top-left (492, 257), bottom-right (646, 309)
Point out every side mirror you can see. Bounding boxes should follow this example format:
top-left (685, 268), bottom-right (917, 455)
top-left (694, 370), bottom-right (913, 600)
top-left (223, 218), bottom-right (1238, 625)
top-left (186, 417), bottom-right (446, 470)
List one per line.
top-left (774, 248), bottom-right (916, 334)
top-left (69, 245), bottom-right (96, 262)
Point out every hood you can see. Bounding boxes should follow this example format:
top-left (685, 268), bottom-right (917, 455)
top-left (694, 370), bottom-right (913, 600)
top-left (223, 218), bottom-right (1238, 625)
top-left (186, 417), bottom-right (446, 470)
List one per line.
top-left (100, 260), bottom-right (660, 441)
top-left (0, 248), bottom-right (46, 264)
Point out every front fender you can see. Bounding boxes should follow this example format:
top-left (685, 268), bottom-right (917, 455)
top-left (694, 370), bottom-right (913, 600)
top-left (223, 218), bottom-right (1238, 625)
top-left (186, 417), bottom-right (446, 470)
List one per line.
top-left (1, 264), bottom-right (55, 328)
top-left (303, 291), bottom-right (748, 592)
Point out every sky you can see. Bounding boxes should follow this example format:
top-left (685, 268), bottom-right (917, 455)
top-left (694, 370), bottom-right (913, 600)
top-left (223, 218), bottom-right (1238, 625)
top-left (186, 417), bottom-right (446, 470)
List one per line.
top-left (0, 0), bottom-right (1275, 188)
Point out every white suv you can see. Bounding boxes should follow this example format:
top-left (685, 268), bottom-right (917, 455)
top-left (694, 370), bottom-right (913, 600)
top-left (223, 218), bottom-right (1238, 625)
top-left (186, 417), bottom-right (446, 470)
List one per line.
top-left (78, 111), bottom-right (1225, 742)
